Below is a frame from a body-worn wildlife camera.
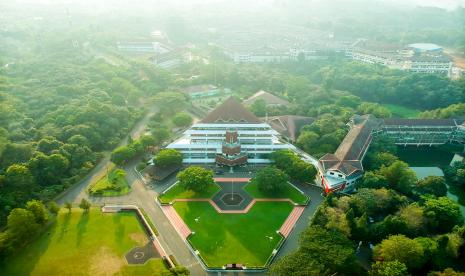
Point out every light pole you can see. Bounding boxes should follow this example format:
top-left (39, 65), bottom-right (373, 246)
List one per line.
top-left (231, 180), bottom-right (234, 200)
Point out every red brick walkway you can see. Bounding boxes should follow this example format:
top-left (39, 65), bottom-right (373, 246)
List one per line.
top-left (161, 205), bottom-right (192, 239)
top-left (279, 206), bottom-right (305, 238)
top-left (213, 177), bottom-right (251, 182)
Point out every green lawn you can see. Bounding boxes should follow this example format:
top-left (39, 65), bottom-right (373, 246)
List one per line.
top-left (244, 181), bottom-right (309, 205)
top-left (383, 104), bottom-right (420, 118)
top-left (174, 201), bottom-right (293, 268)
top-left (0, 208), bottom-right (168, 276)
top-left (158, 182), bottom-right (220, 204)
top-left (88, 168), bottom-right (130, 196)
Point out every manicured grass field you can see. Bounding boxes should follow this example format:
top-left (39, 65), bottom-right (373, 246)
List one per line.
top-left (383, 104), bottom-right (420, 118)
top-left (88, 168), bottom-right (130, 196)
top-left (0, 208), bottom-right (168, 276)
top-left (244, 181), bottom-right (309, 205)
top-left (174, 201), bottom-right (293, 268)
top-left (158, 182), bottom-right (220, 203)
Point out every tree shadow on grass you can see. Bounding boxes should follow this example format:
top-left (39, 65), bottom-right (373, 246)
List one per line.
top-left (0, 219), bottom-right (57, 275)
top-left (113, 213), bottom-right (126, 246)
top-left (76, 212), bottom-right (90, 247)
top-left (57, 212), bottom-right (71, 242)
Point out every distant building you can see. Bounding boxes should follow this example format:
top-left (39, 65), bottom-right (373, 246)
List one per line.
top-left (243, 90), bottom-right (290, 107)
top-left (116, 41), bottom-right (172, 54)
top-left (378, 119), bottom-right (464, 145)
top-left (317, 115), bottom-right (465, 193)
top-left (349, 42), bottom-right (453, 77)
top-left (166, 97), bottom-right (296, 164)
top-left (151, 48), bottom-right (193, 69)
top-left (181, 85), bottom-right (231, 99)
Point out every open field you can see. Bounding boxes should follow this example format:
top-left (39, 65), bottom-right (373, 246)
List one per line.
top-left (88, 168), bottom-right (130, 196)
top-left (158, 182), bottom-right (221, 203)
top-left (383, 104), bottom-right (420, 118)
top-left (0, 208), bottom-right (168, 276)
top-left (244, 181), bottom-right (309, 205)
top-left (174, 201), bottom-right (292, 268)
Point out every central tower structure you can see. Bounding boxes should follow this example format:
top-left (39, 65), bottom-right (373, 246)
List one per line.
top-left (215, 129), bottom-right (248, 167)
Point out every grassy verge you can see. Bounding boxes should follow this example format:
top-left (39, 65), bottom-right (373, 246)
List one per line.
top-left (139, 208), bottom-right (159, 236)
top-left (158, 182), bottom-right (220, 204)
top-left (88, 167), bottom-right (130, 196)
top-left (244, 181), bottom-right (309, 205)
top-left (174, 201), bottom-right (292, 268)
top-left (0, 208), bottom-right (169, 275)
top-left (383, 104), bottom-right (420, 118)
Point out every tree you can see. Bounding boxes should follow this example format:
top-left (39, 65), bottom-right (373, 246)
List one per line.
top-left (139, 135), bottom-right (156, 149)
top-left (398, 204), bottom-right (427, 237)
top-left (253, 166), bottom-right (289, 194)
top-left (5, 164), bottom-right (36, 190)
top-left (270, 150), bottom-right (317, 183)
top-left (270, 226), bottom-right (359, 275)
top-left (169, 266), bottom-right (190, 275)
top-left (414, 176), bottom-right (447, 197)
top-left (153, 92), bottom-right (187, 115)
top-left (373, 235), bottom-right (425, 270)
top-left (428, 268), bottom-right (465, 276)
top-left (371, 152), bottom-right (399, 170)
top-left (79, 198), bottom-right (91, 213)
top-left (6, 208), bottom-right (39, 243)
top-left (172, 113), bottom-right (192, 128)
top-left (155, 149), bottom-right (183, 168)
top-left (444, 161), bottom-right (465, 187)
top-left (369, 261), bottom-right (409, 276)
top-left (152, 127), bottom-right (170, 145)
top-left (48, 201), bottom-right (60, 215)
top-left (26, 200), bottom-right (48, 224)
top-left (36, 137), bottom-right (63, 154)
top-left (0, 143), bottom-right (33, 168)
top-left (67, 134), bottom-right (90, 147)
top-left (359, 171), bottom-right (388, 189)
top-left (177, 166), bottom-right (214, 193)
top-left (28, 153), bottom-right (69, 185)
top-left (379, 161), bottom-right (417, 195)
top-left (65, 202), bottom-right (72, 212)
top-left (296, 131), bottom-right (319, 154)
top-left (250, 99), bottom-right (267, 116)
top-left (110, 146), bottom-right (136, 165)
top-left (423, 197), bottom-right (464, 233)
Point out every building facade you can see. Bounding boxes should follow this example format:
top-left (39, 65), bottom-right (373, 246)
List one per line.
top-left (317, 116), bottom-right (465, 193)
top-left (166, 97), bottom-right (296, 164)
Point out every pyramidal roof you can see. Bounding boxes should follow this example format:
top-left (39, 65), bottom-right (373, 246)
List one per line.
top-left (201, 96), bottom-right (262, 124)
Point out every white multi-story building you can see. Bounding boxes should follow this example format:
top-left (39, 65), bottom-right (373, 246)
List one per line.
top-left (166, 97), bottom-right (296, 164)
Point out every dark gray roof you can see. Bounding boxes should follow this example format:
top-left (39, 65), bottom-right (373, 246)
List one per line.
top-left (383, 119), bottom-right (457, 127)
top-left (243, 90), bottom-right (290, 106)
top-left (318, 114), bottom-right (381, 177)
top-left (266, 115), bottom-right (314, 142)
top-left (201, 97), bottom-right (262, 124)
top-left (335, 115), bottom-right (381, 161)
top-left (182, 84), bottom-right (217, 94)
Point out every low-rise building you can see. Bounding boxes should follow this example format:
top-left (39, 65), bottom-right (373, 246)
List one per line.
top-left (166, 97), bottom-right (296, 164)
top-left (116, 41), bottom-right (172, 54)
top-left (151, 48), bottom-right (193, 69)
top-left (317, 115), bottom-right (465, 193)
top-left (181, 85), bottom-right (231, 99)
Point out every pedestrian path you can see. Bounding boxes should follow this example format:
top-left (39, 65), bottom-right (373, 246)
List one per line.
top-left (161, 205), bottom-right (192, 239)
top-left (279, 206), bottom-right (305, 238)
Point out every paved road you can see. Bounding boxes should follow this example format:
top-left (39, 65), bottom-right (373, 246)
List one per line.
top-left (54, 105), bottom-right (324, 276)
top-left (56, 104), bottom-right (157, 205)
top-left (55, 105), bottom-right (207, 275)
